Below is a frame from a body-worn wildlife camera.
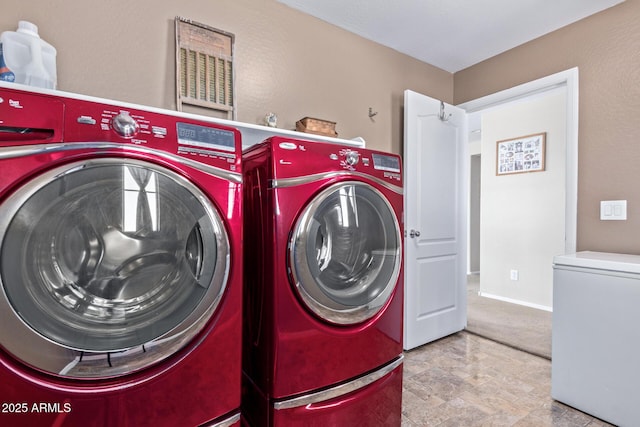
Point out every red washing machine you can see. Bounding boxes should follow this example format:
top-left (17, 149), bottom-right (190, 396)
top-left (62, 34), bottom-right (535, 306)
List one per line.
top-left (242, 137), bottom-right (404, 426)
top-left (0, 84), bottom-right (243, 427)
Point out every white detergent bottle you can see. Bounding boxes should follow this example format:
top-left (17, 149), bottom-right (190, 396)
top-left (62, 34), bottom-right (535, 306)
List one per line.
top-left (0, 21), bottom-right (57, 89)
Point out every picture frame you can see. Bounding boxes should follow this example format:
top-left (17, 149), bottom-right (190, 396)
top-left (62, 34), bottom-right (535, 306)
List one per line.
top-left (496, 132), bottom-right (546, 175)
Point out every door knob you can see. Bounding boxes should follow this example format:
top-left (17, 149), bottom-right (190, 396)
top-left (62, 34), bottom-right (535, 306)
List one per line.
top-left (409, 229), bottom-right (421, 238)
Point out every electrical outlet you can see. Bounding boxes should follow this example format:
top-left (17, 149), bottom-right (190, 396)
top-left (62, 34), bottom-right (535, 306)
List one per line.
top-left (510, 269), bottom-right (519, 281)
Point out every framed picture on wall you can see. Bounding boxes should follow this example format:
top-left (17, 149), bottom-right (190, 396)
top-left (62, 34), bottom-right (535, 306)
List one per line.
top-left (496, 132), bottom-right (546, 175)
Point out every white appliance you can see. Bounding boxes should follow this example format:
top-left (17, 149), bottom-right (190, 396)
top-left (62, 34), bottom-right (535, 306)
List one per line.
top-left (552, 251), bottom-right (640, 427)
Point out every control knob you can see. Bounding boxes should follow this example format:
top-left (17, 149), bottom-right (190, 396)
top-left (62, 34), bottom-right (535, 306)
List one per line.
top-left (112, 112), bottom-right (140, 138)
top-left (345, 151), bottom-right (360, 166)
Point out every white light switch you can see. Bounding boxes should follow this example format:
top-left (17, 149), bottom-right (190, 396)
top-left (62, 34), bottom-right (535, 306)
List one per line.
top-left (600, 200), bottom-right (627, 220)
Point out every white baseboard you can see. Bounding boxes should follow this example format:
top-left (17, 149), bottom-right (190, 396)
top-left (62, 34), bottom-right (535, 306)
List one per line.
top-left (478, 292), bottom-right (552, 312)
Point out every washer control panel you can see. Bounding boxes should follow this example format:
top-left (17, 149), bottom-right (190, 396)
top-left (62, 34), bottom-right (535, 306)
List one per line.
top-left (344, 150), bottom-right (359, 166)
top-left (335, 149), bottom-right (361, 170)
top-left (332, 148), bottom-right (401, 179)
top-left (111, 111), bottom-right (140, 138)
top-left (0, 85), bottom-right (242, 174)
top-left (64, 96), bottom-right (240, 172)
top-left (271, 137), bottom-right (402, 185)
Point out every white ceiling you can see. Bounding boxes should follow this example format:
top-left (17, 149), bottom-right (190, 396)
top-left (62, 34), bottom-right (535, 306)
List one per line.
top-left (277, 0), bottom-right (624, 73)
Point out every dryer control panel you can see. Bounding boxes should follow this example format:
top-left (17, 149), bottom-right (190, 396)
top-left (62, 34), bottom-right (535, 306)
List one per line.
top-left (269, 136), bottom-right (403, 187)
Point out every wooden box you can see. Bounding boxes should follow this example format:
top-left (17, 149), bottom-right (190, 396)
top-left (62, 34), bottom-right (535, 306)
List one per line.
top-left (295, 117), bottom-right (338, 137)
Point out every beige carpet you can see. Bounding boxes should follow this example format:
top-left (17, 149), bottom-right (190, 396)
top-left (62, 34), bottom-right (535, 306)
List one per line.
top-left (465, 275), bottom-right (552, 359)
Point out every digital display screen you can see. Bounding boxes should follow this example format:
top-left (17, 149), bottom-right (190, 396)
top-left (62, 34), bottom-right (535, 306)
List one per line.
top-left (372, 153), bottom-right (401, 172)
top-left (176, 122), bottom-right (236, 152)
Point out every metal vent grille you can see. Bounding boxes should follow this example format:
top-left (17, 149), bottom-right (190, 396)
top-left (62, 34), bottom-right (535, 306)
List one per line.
top-left (175, 17), bottom-right (235, 119)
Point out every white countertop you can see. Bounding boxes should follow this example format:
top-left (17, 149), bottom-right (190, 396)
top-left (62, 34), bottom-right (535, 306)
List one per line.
top-left (553, 251), bottom-right (640, 274)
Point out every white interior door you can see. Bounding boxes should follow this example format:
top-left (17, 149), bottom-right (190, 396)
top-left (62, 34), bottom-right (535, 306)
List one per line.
top-left (403, 90), bottom-right (468, 350)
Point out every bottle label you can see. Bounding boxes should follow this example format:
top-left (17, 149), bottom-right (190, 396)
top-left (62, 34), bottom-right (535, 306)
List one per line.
top-left (0, 43), bottom-right (16, 82)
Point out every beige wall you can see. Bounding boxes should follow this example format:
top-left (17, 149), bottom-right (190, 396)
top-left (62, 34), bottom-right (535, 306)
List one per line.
top-left (1, 0), bottom-right (451, 154)
top-left (455, 0), bottom-right (640, 254)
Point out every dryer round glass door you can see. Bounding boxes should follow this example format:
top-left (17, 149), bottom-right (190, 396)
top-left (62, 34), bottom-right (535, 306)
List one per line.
top-left (0, 159), bottom-right (230, 378)
top-left (289, 181), bottom-right (401, 324)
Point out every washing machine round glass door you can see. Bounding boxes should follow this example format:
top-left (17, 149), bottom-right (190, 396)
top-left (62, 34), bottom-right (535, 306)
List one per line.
top-left (0, 159), bottom-right (230, 378)
top-left (289, 181), bottom-right (401, 324)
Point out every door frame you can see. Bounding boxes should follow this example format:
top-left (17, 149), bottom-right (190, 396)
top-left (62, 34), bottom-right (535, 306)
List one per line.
top-left (457, 67), bottom-right (579, 256)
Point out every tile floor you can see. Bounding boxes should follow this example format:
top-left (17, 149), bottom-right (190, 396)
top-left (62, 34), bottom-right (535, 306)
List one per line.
top-left (401, 332), bottom-right (613, 426)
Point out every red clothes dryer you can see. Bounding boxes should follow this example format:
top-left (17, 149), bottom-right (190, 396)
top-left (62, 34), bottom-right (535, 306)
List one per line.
top-left (0, 84), bottom-right (242, 427)
top-left (242, 137), bottom-right (404, 426)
